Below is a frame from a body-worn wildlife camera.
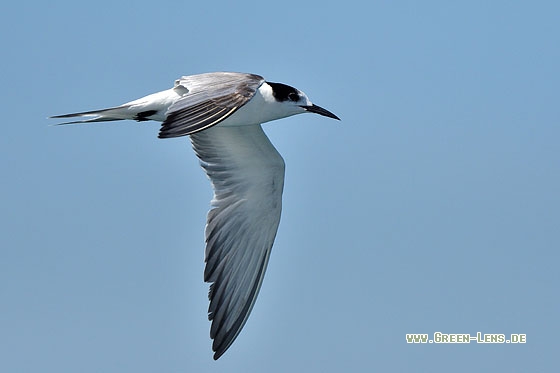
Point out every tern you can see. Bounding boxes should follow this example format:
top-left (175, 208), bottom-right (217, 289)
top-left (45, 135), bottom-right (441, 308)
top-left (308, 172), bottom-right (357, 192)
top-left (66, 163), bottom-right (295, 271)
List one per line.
top-left (51, 72), bottom-right (340, 359)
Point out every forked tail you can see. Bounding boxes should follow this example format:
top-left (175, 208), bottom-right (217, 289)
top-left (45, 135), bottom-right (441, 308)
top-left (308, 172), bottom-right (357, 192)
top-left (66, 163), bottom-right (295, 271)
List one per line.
top-left (50, 104), bottom-right (157, 125)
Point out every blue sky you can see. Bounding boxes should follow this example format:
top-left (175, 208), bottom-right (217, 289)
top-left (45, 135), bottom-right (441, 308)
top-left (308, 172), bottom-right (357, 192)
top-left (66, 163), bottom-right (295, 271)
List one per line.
top-left (1, 1), bottom-right (559, 372)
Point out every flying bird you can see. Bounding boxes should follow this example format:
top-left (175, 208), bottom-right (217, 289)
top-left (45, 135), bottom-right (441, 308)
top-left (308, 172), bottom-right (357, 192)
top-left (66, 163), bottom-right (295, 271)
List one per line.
top-left (51, 72), bottom-right (340, 359)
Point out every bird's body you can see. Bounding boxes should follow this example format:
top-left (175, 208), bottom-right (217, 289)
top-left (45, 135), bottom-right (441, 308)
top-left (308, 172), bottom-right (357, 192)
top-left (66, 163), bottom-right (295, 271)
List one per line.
top-left (51, 72), bottom-right (339, 360)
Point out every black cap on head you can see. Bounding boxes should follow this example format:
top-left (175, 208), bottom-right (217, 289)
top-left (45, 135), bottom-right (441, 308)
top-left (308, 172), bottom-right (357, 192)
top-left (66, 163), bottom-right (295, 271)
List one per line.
top-left (267, 82), bottom-right (301, 102)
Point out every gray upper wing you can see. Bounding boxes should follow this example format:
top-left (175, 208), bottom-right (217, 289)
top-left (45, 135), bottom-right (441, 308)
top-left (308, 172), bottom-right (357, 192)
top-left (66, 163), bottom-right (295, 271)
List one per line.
top-left (158, 72), bottom-right (264, 138)
top-left (190, 124), bottom-right (285, 360)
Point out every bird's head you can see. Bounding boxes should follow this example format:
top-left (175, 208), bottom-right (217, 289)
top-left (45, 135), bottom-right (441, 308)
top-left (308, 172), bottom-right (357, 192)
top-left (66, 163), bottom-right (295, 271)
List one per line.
top-left (266, 81), bottom-right (340, 121)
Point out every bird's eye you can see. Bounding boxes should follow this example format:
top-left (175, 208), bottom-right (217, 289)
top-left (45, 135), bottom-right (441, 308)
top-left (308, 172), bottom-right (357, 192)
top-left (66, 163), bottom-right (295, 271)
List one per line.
top-left (288, 93), bottom-right (299, 102)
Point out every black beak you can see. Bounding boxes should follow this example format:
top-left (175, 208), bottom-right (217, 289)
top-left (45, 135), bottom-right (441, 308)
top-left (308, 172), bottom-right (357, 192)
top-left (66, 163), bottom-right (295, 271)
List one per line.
top-left (301, 104), bottom-right (340, 120)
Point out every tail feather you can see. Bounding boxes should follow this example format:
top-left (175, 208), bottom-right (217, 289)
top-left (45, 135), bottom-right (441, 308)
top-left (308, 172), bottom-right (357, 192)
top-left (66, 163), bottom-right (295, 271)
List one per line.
top-left (50, 117), bottom-right (123, 125)
top-left (50, 105), bottom-right (134, 125)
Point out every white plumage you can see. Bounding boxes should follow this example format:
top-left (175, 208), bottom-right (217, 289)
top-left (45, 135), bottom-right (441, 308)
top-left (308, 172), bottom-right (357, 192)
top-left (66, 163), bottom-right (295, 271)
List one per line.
top-left (51, 72), bottom-right (339, 359)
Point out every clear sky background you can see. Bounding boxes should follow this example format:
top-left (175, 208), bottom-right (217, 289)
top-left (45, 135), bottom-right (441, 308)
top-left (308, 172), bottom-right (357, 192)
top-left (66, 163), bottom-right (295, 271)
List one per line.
top-left (1, 1), bottom-right (559, 372)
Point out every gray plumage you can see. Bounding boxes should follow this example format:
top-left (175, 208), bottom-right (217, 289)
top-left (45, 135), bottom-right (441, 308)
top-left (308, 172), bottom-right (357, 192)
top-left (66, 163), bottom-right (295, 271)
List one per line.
top-left (160, 73), bottom-right (265, 137)
top-left (191, 124), bottom-right (284, 359)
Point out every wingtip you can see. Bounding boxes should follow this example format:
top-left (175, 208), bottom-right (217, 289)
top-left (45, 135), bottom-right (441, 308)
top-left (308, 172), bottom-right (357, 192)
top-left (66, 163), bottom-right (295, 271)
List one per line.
top-left (212, 344), bottom-right (229, 360)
